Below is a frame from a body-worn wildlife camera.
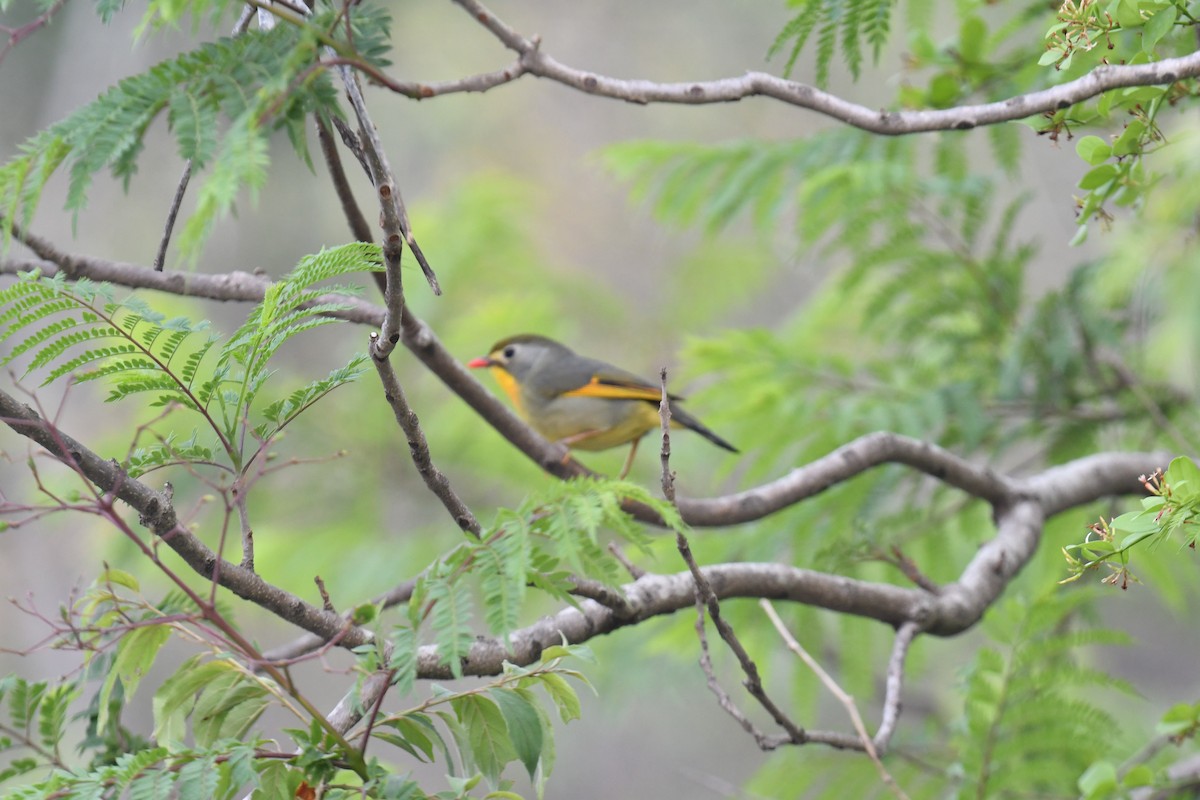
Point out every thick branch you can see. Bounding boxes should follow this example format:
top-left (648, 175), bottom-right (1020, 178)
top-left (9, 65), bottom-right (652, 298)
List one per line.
top-left (0, 390), bottom-right (372, 649)
top-left (2, 256), bottom-right (1168, 529)
top-left (1024, 450), bottom-right (1172, 516)
top-left (414, 562), bottom-right (929, 678)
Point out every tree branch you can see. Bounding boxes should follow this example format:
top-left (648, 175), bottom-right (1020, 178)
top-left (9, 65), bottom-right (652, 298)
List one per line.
top-left (380, 0), bottom-right (1200, 136)
top-left (369, 335), bottom-right (481, 536)
top-left (1, 254), bottom-right (1169, 531)
top-left (0, 389), bottom-right (373, 650)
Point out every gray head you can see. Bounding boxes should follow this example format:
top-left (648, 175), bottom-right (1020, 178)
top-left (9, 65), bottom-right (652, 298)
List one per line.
top-left (471, 334), bottom-right (574, 382)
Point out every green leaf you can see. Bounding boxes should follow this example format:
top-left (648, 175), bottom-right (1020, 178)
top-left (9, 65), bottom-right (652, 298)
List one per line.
top-left (190, 670), bottom-right (271, 747)
top-left (1078, 164), bottom-right (1118, 190)
top-left (538, 673), bottom-right (581, 723)
top-left (98, 623), bottom-right (172, 732)
top-left (1078, 760), bottom-right (1118, 798)
top-left (491, 688), bottom-right (544, 780)
top-left (177, 754), bottom-right (219, 800)
top-left (153, 658), bottom-right (238, 747)
top-left (378, 714), bottom-right (443, 763)
top-left (1122, 765), bottom-right (1154, 787)
top-left (452, 695), bottom-right (516, 784)
top-left (1142, 5), bottom-right (1177, 53)
top-left (37, 684), bottom-right (77, 753)
top-left (1165, 455), bottom-right (1200, 493)
top-left (1038, 48), bottom-right (1064, 66)
top-left (1156, 702), bottom-right (1200, 736)
top-left (388, 627), bottom-right (418, 699)
top-left (1075, 135), bottom-right (1112, 166)
top-left (426, 575), bottom-right (476, 679)
top-left (1113, 0), bottom-right (1144, 28)
top-left (97, 568), bottom-right (141, 592)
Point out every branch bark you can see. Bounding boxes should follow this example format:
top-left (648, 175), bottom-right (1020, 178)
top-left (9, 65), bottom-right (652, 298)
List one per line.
top-left (2, 254), bottom-right (1169, 533)
top-left (357, 0), bottom-right (1200, 136)
top-left (0, 389), bottom-right (374, 650)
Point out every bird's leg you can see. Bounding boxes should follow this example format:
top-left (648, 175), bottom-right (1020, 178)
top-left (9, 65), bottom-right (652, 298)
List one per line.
top-left (556, 429), bottom-right (605, 464)
top-left (617, 438), bottom-right (641, 480)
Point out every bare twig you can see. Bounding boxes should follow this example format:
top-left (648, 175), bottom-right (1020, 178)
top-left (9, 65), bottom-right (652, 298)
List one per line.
top-left (667, 430), bottom-right (807, 746)
top-left (658, 367), bottom-right (676, 503)
top-left (315, 576), bottom-right (335, 612)
top-left (153, 161), bottom-right (192, 271)
top-left (234, 482), bottom-right (255, 569)
top-left (607, 541), bottom-right (645, 579)
top-left (875, 620), bottom-right (920, 754)
top-left (369, 337), bottom-right (481, 536)
top-left (761, 599), bottom-right (911, 799)
top-left (885, 545), bottom-right (942, 594)
top-left (567, 575), bottom-right (633, 618)
top-left (0, 389), bottom-right (373, 649)
top-left (0, 0), bottom-right (68, 67)
top-left (338, 69), bottom-right (406, 353)
top-left (335, 65), bottom-right (440, 318)
top-left (314, 116), bottom-right (373, 242)
top-left (262, 577), bottom-right (417, 663)
top-left (692, 592), bottom-right (777, 747)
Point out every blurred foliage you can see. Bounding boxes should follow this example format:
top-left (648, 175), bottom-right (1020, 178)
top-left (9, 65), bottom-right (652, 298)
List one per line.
top-left (3, 0), bottom-right (1200, 795)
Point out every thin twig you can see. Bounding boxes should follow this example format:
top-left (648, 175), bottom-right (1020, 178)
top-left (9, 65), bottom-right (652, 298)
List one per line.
top-left (692, 592), bottom-right (775, 746)
top-left (336, 65), bottom-right (440, 330)
top-left (315, 576), bottom-right (335, 613)
top-left (875, 620), bottom-right (920, 753)
top-left (0, 0), bottom-right (68, 67)
top-left (314, 114), bottom-right (383, 294)
top-left (658, 367), bottom-right (676, 503)
top-left (369, 334), bottom-right (481, 536)
top-left (234, 482), bottom-right (254, 569)
top-left (262, 577), bottom-right (417, 663)
top-left (885, 545), bottom-right (942, 594)
top-left (567, 575), bottom-right (634, 618)
top-left (761, 599), bottom-right (911, 800)
top-left (607, 542), bottom-right (645, 579)
top-left (662, 386), bottom-right (807, 747)
top-left (153, 161), bottom-right (192, 271)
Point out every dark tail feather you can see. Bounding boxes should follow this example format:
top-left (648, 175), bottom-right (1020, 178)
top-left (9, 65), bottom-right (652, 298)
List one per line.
top-left (669, 404), bottom-right (738, 453)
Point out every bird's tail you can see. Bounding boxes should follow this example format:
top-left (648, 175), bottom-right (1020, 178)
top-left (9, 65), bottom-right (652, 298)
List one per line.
top-left (669, 404), bottom-right (738, 453)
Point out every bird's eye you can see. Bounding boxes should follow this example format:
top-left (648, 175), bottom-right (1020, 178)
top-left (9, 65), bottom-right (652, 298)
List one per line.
top-left (503, 345), bottom-right (516, 359)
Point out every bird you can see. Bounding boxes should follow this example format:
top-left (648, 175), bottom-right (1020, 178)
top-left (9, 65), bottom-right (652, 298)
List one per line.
top-left (467, 334), bottom-right (737, 478)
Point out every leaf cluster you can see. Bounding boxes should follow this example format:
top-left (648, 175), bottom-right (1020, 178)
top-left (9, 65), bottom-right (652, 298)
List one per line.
top-left (408, 479), bottom-right (673, 677)
top-left (0, 0), bottom-right (398, 259)
top-left (1063, 456), bottom-right (1200, 588)
top-left (745, 591), bottom-right (1137, 799)
top-left (951, 590), bottom-right (1136, 798)
top-left (0, 242), bottom-right (381, 473)
top-left (770, 0), bottom-right (893, 87)
top-left (343, 645), bottom-right (592, 798)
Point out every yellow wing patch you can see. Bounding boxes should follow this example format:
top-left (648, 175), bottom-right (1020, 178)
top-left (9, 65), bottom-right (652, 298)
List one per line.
top-left (560, 376), bottom-right (663, 402)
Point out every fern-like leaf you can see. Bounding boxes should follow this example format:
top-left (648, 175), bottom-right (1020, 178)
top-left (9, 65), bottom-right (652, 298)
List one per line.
top-left (126, 433), bottom-right (218, 478)
top-left (255, 355), bottom-right (368, 437)
top-left (0, 26), bottom-right (340, 255)
top-left (953, 591), bottom-right (1136, 799)
top-left (425, 573), bottom-right (476, 679)
top-left (769, 0), bottom-right (894, 87)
